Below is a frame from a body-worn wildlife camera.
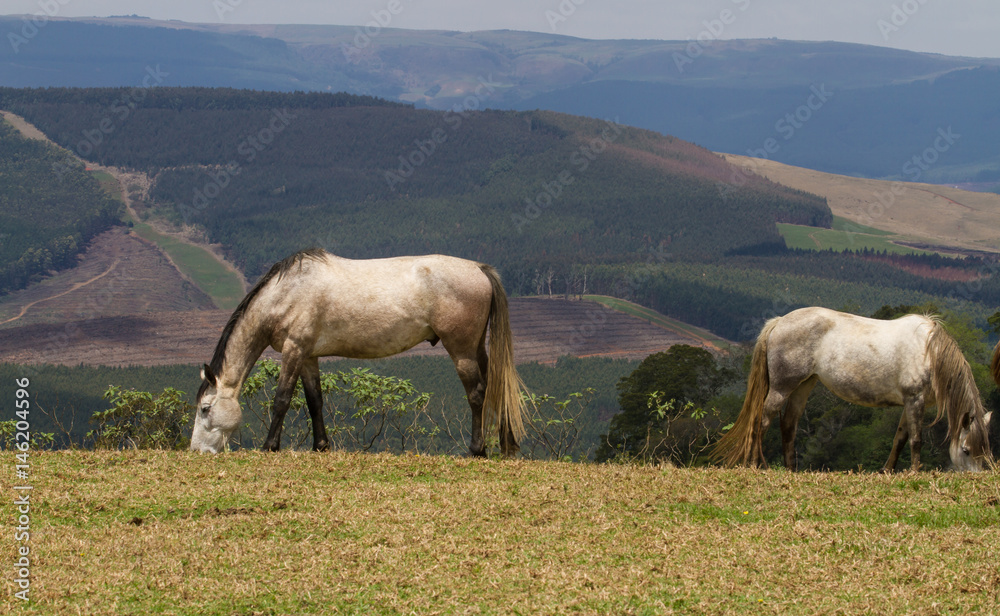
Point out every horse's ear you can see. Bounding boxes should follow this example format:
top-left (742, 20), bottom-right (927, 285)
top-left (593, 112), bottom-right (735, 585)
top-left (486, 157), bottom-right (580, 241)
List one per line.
top-left (961, 412), bottom-right (972, 429)
top-left (201, 364), bottom-right (216, 385)
top-left (985, 411), bottom-right (993, 427)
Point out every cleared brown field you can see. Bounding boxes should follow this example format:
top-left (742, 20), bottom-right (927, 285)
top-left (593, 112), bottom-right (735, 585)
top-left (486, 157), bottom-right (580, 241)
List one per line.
top-left (0, 228), bottom-right (215, 330)
top-left (0, 224), bottom-right (713, 367)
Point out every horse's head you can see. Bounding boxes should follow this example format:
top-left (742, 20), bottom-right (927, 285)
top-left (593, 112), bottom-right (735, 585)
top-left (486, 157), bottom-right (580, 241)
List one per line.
top-left (950, 411), bottom-right (992, 472)
top-left (190, 364), bottom-right (242, 453)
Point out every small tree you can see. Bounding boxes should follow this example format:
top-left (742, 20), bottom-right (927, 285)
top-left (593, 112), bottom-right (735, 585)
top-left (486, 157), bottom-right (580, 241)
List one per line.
top-left (521, 388), bottom-right (596, 461)
top-left (595, 345), bottom-right (735, 464)
top-left (89, 386), bottom-right (193, 450)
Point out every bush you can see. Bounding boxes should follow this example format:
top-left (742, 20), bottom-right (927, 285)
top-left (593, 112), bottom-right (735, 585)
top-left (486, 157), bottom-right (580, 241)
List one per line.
top-left (88, 386), bottom-right (192, 450)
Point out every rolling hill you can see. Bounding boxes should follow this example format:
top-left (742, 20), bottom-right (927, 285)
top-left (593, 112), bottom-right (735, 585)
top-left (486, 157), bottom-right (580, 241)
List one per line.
top-left (2, 16), bottom-right (1000, 181)
top-left (6, 85), bottom-right (1000, 347)
top-left (0, 86), bottom-right (830, 283)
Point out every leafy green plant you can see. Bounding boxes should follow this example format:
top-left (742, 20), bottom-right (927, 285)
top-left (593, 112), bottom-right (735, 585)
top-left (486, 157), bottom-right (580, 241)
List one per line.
top-left (238, 359), bottom-right (432, 452)
top-left (88, 386), bottom-right (193, 450)
top-left (0, 420), bottom-right (54, 450)
top-left (521, 388), bottom-right (596, 461)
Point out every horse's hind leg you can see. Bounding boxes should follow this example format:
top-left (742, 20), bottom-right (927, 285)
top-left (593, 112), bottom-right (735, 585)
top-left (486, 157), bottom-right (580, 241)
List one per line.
top-left (452, 346), bottom-right (487, 457)
top-left (754, 389), bottom-right (790, 468)
top-left (780, 376), bottom-right (818, 471)
top-left (301, 357), bottom-right (330, 452)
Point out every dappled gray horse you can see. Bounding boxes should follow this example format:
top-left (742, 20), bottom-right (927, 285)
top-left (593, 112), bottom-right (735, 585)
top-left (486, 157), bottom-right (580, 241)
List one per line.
top-left (713, 307), bottom-right (992, 472)
top-left (190, 248), bottom-right (526, 456)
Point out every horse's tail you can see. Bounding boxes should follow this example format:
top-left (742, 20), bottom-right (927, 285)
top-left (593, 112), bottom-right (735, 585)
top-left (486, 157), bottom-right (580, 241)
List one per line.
top-left (711, 318), bottom-right (779, 467)
top-left (479, 264), bottom-right (527, 452)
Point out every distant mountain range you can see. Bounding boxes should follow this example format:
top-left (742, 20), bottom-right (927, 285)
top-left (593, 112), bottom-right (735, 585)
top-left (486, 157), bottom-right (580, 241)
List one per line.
top-left (2, 16), bottom-right (1000, 182)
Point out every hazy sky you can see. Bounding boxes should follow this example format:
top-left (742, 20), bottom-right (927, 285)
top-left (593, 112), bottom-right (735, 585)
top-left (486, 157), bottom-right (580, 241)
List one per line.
top-left (6, 0), bottom-right (1000, 58)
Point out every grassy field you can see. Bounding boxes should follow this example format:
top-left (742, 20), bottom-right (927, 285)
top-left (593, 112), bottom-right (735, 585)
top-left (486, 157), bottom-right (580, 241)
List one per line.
top-left (5, 450), bottom-right (1000, 615)
top-left (128, 222), bottom-right (245, 311)
top-left (777, 217), bottom-right (933, 255)
top-left (89, 170), bottom-right (124, 202)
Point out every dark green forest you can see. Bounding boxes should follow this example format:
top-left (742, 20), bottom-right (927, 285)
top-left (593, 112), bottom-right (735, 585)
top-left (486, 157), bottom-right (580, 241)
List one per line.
top-left (0, 120), bottom-right (122, 293)
top-left (4, 87), bottom-right (1000, 350)
top-left (0, 86), bottom-right (829, 281)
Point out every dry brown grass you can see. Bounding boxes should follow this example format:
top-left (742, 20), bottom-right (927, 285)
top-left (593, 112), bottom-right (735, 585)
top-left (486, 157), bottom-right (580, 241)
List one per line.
top-left (4, 450), bottom-right (1000, 615)
top-left (722, 154), bottom-right (1000, 255)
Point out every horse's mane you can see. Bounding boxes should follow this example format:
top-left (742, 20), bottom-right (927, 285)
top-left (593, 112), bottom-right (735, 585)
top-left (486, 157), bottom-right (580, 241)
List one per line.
top-left (198, 248), bottom-right (329, 397)
top-left (927, 322), bottom-right (990, 456)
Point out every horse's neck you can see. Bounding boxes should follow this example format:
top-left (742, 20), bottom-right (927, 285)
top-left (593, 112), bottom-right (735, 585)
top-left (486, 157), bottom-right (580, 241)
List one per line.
top-left (218, 312), bottom-right (271, 396)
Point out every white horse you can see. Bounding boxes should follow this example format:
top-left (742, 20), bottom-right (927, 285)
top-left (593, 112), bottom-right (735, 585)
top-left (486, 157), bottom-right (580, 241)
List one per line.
top-left (190, 248), bottom-right (526, 456)
top-left (713, 307), bottom-right (992, 472)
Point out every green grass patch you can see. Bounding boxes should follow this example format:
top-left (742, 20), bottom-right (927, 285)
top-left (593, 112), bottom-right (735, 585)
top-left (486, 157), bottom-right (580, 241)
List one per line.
top-left (129, 222), bottom-right (244, 310)
top-left (777, 219), bottom-right (933, 255)
top-left (88, 170), bottom-right (123, 203)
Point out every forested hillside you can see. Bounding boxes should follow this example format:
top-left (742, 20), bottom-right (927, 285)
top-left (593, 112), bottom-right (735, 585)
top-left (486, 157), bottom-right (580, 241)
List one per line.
top-left (5, 86), bottom-right (1000, 343)
top-left (0, 119), bottom-right (122, 293)
top-left (0, 87), bottom-right (829, 282)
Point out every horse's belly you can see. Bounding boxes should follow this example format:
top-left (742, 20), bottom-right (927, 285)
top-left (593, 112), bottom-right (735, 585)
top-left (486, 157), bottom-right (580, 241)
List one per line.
top-left (311, 321), bottom-right (434, 359)
top-left (817, 368), bottom-right (908, 407)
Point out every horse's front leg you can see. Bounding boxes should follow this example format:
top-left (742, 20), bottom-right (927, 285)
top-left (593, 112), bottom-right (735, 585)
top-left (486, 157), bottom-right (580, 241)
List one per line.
top-left (262, 348), bottom-right (305, 452)
top-left (892, 394), bottom-right (924, 472)
top-left (301, 357), bottom-right (330, 452)
top-left (883, 410), bottom-right (910, 473)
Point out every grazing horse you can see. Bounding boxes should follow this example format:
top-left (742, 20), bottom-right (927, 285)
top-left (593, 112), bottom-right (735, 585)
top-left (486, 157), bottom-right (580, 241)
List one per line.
top-left (190, 248), bottom-right (526, 456)
top-left (712, 307), bottom-right (992, 472)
